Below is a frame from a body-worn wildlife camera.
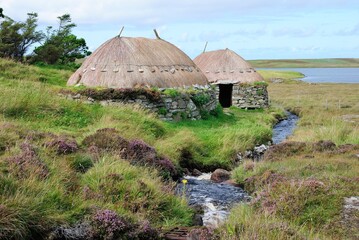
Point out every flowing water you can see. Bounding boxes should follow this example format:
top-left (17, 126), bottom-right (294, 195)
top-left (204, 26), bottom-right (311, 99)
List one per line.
top-left (176, 173), bottom-right (249, 228)
top-left (176, 112), bottom-right (299, 228)
top-left (272, 111), bottom-right (299, 144)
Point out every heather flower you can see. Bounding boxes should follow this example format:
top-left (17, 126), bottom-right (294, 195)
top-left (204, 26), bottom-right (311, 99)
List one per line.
top-left (91, 209), bottom-right (131, 240)
top-left (87, 145), bottom-right (101, 162)
top-left (82, 128), bottom-right (128, 153)
top-left (135, 220), bottom-right (159, 240)
top-left (156, 157), bottom-right (178, 179)
top-left (126, 139), bottom-right (157, 164)
top-left (6, 142), bottom-right (49, 179)
top-left (46, 136), bottom-right (78, 155)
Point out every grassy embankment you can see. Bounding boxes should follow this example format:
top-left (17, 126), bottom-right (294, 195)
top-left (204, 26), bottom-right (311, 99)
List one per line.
top-left (250, 58), bottom-right (359, 68)
top-left (2, 58), bottom-right (357, 239)
top-left (218, 70), bottom-right (359, 239)
top-left (0, 59), bottom-right (280, 238)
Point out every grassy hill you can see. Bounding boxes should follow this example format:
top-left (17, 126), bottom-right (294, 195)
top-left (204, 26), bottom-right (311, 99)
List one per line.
top-left (249, 58), bottom-right (359, 68)
top-left (0, 58), bottom-right (358, 239)
top-left (0, 58), bottom-right (278, 239)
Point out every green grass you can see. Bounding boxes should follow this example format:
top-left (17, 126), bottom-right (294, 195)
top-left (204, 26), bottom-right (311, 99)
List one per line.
top-left (0, 58), bottom-right (281, 238)
top-left (2, 58), bottom-right (357, 239)
top-left (224, 69), bottom-right (359, 239)
top-left (268, 82), bottom-right (359, 144)
top-left (250, 58), bottom-right (359, 68)
top-left (230, 146), bottom-right (358, 239)
top-left (217, 204), bottom-right (322, 240)
top-left (161, 107), bottom-right (278, 169)
top-left (258, 70), bottom-right (305, 83)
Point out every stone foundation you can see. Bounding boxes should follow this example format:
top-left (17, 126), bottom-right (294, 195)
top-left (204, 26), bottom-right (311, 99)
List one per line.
top-left (61, 86), bottom-right (218, 121)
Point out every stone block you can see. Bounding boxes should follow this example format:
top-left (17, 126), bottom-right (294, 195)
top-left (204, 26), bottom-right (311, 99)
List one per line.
top-left (178, 99), bottom-right (187, 108)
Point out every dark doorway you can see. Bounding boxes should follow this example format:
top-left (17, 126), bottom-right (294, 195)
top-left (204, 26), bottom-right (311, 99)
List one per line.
top-left (218, 84), bottom-right (233, 108)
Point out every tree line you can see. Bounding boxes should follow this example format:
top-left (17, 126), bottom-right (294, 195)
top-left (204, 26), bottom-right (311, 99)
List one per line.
top-left (0, 8), bottom-right (90, 65)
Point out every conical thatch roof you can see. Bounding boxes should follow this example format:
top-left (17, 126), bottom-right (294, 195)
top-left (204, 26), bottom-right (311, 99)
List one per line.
top-left (193, 48), bottom-right (263, 84)
top-left (68, 36), bottom-right (208, 88)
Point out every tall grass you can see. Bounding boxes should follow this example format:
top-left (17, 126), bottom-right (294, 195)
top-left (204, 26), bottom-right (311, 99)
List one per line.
top-left (81, 156), bottom-right (193, 226)
top-left (268, 82), bottom-right (359, 144)
top-left (217, 204), bottom-right (322, 240)
top-left (161, 107), bottom-right (277, 168)
top-left (0, 58), bottom-right (71, 86)
top-left (0, 59), bottom-right (288, 238)
top-left (0, 81), bottom-right (102, 132)
top-left (225, 71), bottom-right (359, 239)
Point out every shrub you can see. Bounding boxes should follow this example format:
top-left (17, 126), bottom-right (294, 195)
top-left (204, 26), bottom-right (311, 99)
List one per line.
top-left (191, 93), bottom-right (210, 106)
top-left (134, 220), bottom-right (159, 240)
top-left (256, 89), bottom-right (264, 96)
top-left (45, 136), bottom-right (78, 155)
top-left (254, 81), bottom-right (268, 86)
top-left (90, 209), bottom-right (132, 240)
top-left (82, 128), bottom-right (128, 153)
top-left (6, 142), bottom-right (49, 179)
top-left (156, 157), bottom-right (178, 180)
top-left (90, 210), bottom-right (160, 240)
top-left (163, 88), bottom-right (181, 97)
top-left (158, 107), bottom-right (167, 115)
top-left (263, 141), bottom-right (307, 161)
top-left (126, 139), bottom-right (157, 164)
top-left (209, 104), bottom-right (223, 117)
top-left (313, 140), bottom-right (337, 152)
top-left (69, 154), bottom-right (94, 173)
top-left (126, 140), bottom-right (178, 179)
top-left (199, 109), bottom-right (210, 120)
top-left (252, 178), bottom-right (330, 227)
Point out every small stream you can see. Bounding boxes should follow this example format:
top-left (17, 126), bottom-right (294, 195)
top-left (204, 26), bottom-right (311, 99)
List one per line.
top-left (272, 111), bottom-right (299, 144)
top-left (176, 174), bottom-right (249, 228)
top-left (176, 111), bottom-right (299, 228)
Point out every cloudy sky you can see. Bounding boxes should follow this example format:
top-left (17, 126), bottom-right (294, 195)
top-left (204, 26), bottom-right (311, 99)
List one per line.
top-left (1, 0), bottom-right (359, 59)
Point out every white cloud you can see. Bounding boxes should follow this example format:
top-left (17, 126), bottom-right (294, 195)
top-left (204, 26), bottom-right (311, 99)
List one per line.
top-left (2, 0), bottom-right (358, 26)
top-left (1, 0), bottom-right (358, 59)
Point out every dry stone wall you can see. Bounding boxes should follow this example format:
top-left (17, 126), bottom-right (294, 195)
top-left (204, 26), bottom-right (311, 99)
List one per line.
top-left (61, 86), bottom-right (218, 121)
top-left (215, 84), bottom-right (269, 109)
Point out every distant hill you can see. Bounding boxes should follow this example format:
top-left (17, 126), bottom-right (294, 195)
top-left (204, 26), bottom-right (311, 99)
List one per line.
top-left (249, 58), bottom-right (359, 68)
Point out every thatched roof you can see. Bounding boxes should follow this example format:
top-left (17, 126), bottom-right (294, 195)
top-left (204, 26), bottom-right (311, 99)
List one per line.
top-left (193, 48), bottom-right (263, 84)
top-left (68, 37), bottom-right (208, 88)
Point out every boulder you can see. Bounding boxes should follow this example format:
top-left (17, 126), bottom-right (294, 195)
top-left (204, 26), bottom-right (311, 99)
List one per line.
top-left (222, 179), bottom-right (241, 188)
top-left (210, 169), bottom-right (230, 183)
top-left (192, 168), bottom-right (202, 177)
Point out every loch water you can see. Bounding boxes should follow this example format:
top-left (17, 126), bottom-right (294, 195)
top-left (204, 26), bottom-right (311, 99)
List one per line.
top-left (259, 68), bottom-right (359, 83)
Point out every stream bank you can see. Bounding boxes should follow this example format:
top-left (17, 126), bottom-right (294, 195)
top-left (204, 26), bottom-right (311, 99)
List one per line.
top-left (175, 111), bottom-right (299, 229)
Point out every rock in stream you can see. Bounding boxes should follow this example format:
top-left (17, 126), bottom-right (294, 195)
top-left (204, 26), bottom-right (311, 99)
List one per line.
top-left (176, 173), bottom-right (249, 228)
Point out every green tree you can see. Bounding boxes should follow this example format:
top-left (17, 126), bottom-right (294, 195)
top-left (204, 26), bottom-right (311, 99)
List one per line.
top-left (33, 14), bottom-right (90, 64)
top-left (0, 8), bottom-right (4, 18)
top-left (0, 13), bottom-right (43, 61)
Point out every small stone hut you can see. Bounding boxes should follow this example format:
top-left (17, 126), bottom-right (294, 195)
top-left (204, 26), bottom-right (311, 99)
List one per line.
top-left (67, 34), bottom-right (217, 120)
top-left (194, 48), bottom-right (268, 109)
